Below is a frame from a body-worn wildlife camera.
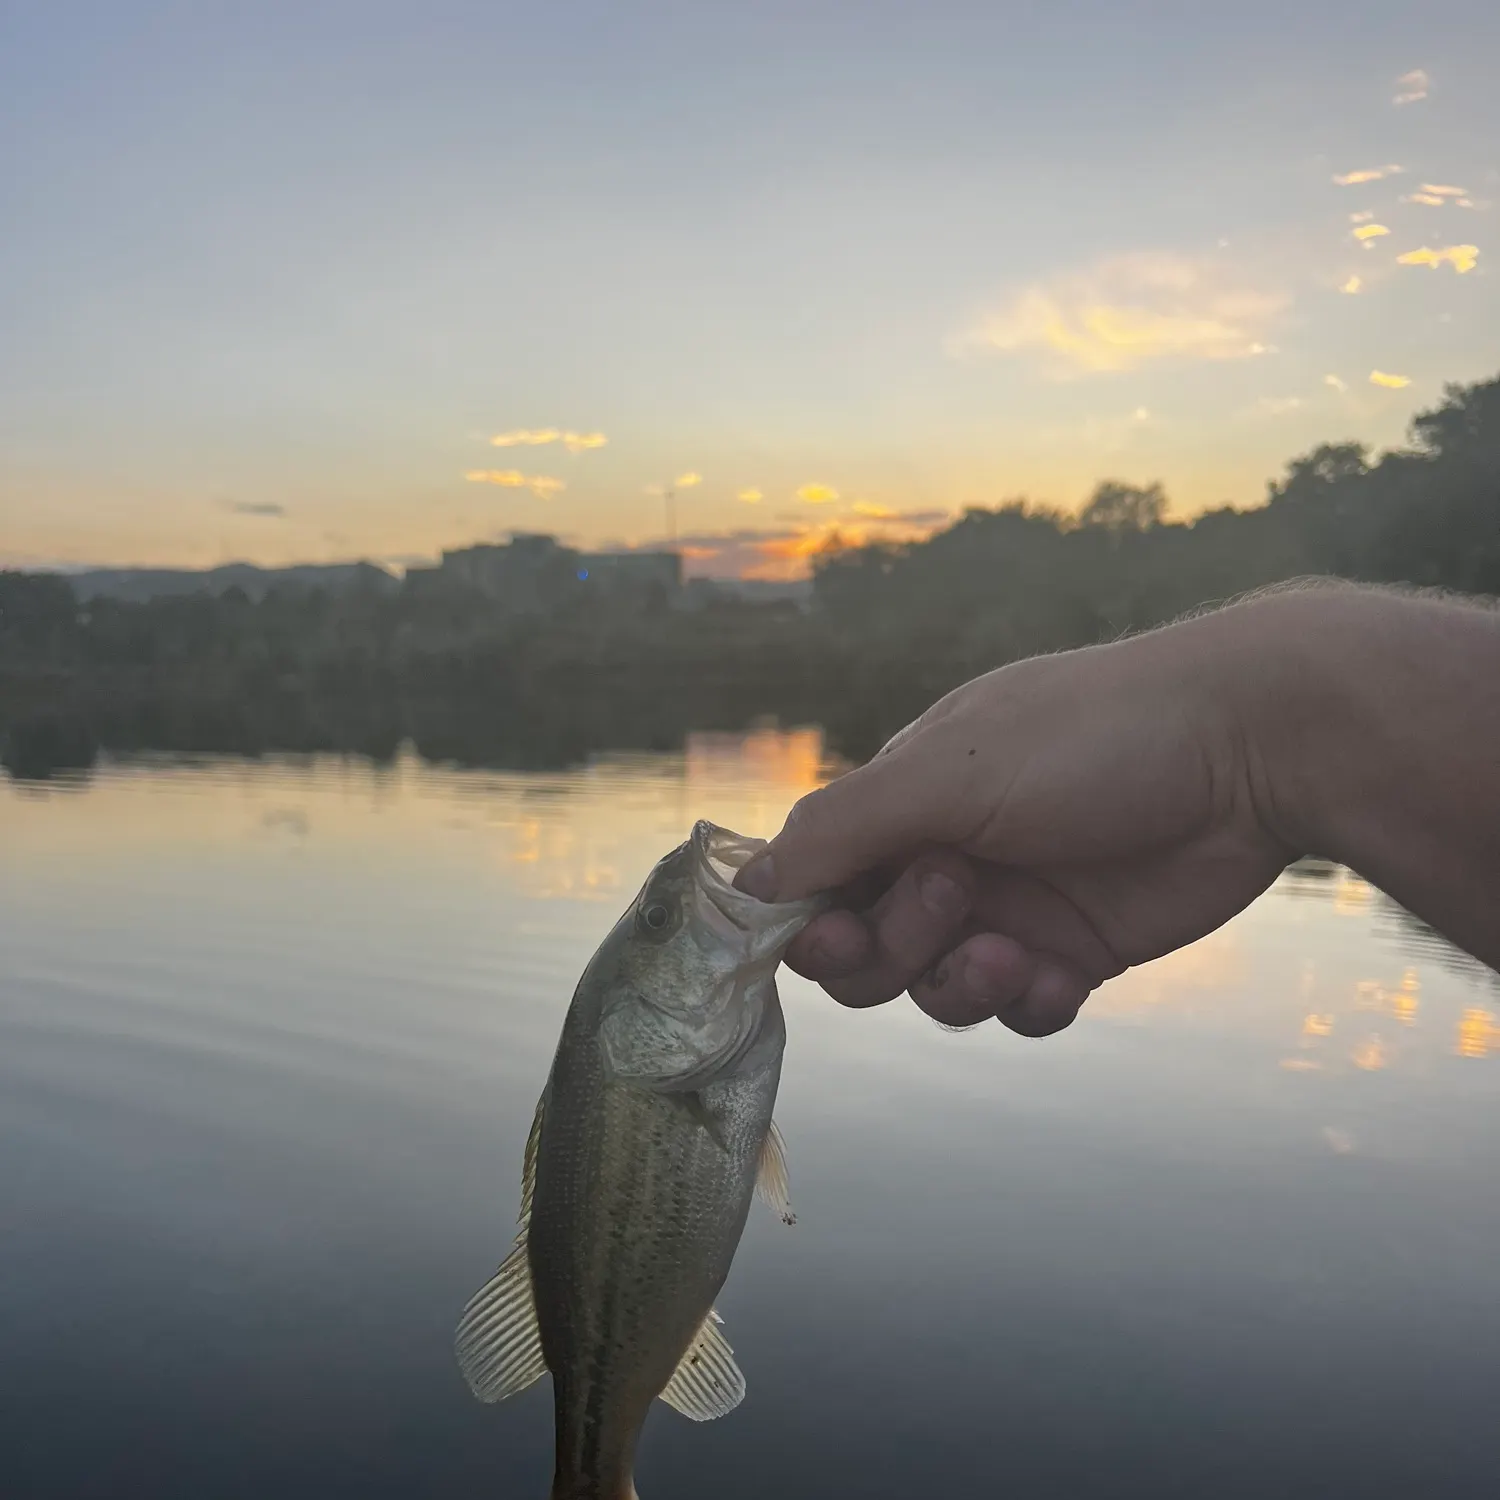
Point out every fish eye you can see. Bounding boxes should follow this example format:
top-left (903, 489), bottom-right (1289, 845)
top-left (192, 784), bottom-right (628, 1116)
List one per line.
top-left (643, 903), bottom-right (671, 930)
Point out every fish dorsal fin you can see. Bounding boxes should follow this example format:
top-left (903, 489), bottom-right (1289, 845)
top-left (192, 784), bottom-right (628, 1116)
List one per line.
top-left (755, 1119), bottom-right (795, 1225)
top-left (658, 1308), bottom-right (746, 1421)
top-left (454, 1093), bottom-right (548, 1403)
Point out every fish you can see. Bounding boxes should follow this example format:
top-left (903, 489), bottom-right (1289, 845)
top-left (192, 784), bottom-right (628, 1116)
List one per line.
top-left (455, 819), bottom-right (827, 1500)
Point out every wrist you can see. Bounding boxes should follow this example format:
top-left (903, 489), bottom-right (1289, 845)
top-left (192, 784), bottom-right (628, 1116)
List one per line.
top-left (1217, 583), bottom-right (1377, 862)
top-left (1214, 582), bottom-right (1500, 879)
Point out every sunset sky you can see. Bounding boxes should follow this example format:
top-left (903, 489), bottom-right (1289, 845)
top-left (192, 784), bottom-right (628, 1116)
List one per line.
top-left (3, 2), bottom-right (1499, 579)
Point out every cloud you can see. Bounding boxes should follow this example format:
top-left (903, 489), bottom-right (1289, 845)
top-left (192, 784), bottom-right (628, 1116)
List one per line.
top-left (850, 501), bottom-right (897, 518)
top-left (1325, 374), bottom-right (1348, 392)
top-left (1369, 370), bottom-right (1411, 389)
top-left (226, 501), bottom-right (287, 518)
top-left (1333, 165), bottom-right (1403, 186)
top-left (1421, 184), bottom-right (1468, 197)
top-left (1349, 211), bottom-right (1375, 224)
top-left (959, 252), bottom-right (1286, 375)
top-left (490, 429), bottom-right (608, 453)
top-left (1396, 244), bottom-right (1480, 273)
top-left (748, 512), bottom-right (953, 576)
top-left (1036, 404), bottom-right (1159, 453)
top-left (675, 472), bottom-right (703, 488)
top-left (796, 482), bottom-right (840, 504)
top-left (464, 470), bottom-right (566, 497)
top-left (737, 488), bottom-right (763, 503)
top-left (1251, 396), bottom-right (1303, 417)
top-left (1341, 274), bottom-right (1363, 294)
top-left (611, 510), bottom-right (954, 581)
top-left (1405, 193), bottom-right (1447, 207)
top-left (1353, 224), bottom-right (1390, 241)
top-left (1393, 69), bottom-right (1429, 106)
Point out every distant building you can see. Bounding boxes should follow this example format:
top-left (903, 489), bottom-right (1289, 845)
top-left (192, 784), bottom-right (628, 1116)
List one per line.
top-left (577, 548), bottom-right (681, 600)
top-left (68, 560), bottom-right (398, 604)
top-left (427, 534), bottom-right (681, 612)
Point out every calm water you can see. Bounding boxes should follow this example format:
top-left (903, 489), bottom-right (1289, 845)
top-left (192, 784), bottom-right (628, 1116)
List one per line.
top-left (2, 731), bottom-right (1499, 1499)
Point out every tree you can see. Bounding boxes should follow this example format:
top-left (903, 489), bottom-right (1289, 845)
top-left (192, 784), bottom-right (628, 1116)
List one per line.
top-left (1078, 480), bottom-right (1167, 532)
top-left (1266, 442), bottom-right (1369, 505)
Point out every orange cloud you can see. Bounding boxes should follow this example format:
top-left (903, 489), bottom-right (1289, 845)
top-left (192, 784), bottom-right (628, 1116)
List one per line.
top-left (1396, 244), bottom-right (1480, 273)
top-left (464, 470), bottom-right (566, 496)
top-left (1420, 183), bottom-right (1467, 197)
top-left (851, 501), bottom-right (898, 519)
top-left (737, 488), bottom-right (763, 503)
top-left (1340, 275), bottom-right (1362, 294)
top-left (1353, 224), bottom-right (1390, 241)
top-left (1405, 193), bottom-right (1447, 207)
top-left (1369, 370), bottom-right (1411, 389)
top-left (652, 510), bottom-right (954, 581)
top-left (962, 252), bottom-right (1285, 374)
top-left (797, 483), bottom-right (840, 504)
top-left (675, 471), bottom-right (703, 488)
top-left (1333, 165), bottom-right (1402, 186)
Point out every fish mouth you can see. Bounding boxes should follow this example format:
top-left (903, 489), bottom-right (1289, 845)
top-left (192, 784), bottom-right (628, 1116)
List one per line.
top-left (687, 820), bottom-right (827, 960)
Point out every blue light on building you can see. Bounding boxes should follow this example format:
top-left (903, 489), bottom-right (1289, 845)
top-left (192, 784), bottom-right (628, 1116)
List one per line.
top-left (577, 568), bottom-right (589, 580)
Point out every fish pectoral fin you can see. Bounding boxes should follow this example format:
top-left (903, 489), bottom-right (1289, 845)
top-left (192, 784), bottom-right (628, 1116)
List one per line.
top-left (755, 1118), bottom-right (795, 1225)
top-left (454, 1090), bottom-right (549, 1404)
top-left (519, 1090), bottom-right (545, 1232)
top-left (658, 1307), bottom-right (746, 1422)
top-left (675, 1090), bottom-right (729, 1152)
top-left (454, 1239), bottom-right (547, 1402)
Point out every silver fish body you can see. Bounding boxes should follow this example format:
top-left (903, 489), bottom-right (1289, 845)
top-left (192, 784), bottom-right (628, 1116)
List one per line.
top-left (456, 821), bottom-right (822, 1500)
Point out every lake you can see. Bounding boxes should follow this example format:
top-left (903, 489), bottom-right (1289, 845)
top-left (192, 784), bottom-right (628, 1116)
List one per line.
top-left (2, 729), bottom-right (1498, 1499)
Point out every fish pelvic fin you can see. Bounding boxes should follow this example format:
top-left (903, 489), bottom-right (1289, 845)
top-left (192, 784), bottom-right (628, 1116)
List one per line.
top-left (658, 1306), bottom-right (746, 1421)
top-left (454, 1091), bottom-right (548, 1402)
top-left (755, 1118), bottom-right (795, 1225)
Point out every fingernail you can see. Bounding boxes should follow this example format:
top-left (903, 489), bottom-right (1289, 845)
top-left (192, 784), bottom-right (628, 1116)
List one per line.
top-left (735, 852), bottom-right (778, 901)
top-left (917, 869), bottom-right (968, 920)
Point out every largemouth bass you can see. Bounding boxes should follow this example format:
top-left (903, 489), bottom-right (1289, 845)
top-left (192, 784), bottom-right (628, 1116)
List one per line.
top-left (455, 820), bottom-right (826, 1500)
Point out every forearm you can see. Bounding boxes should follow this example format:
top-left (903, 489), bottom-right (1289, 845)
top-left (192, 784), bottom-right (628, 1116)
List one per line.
top-left (1225, 582), bottom-right (1500, 969)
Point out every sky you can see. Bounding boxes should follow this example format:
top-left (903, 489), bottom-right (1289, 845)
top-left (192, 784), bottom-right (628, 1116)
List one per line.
top-left (3, 2), bottom-right (1499, 580)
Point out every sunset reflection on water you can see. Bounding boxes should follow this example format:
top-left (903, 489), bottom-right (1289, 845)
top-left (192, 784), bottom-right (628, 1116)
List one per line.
top-left (3, 730), bottom-right (1499, 1500)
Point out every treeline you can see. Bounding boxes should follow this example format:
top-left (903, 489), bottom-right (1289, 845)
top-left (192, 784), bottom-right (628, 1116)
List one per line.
top-left (3, 372), bottom-right (1498, 778)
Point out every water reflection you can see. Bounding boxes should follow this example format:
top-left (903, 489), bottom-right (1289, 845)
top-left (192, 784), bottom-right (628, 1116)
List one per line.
top-left (1457, 1007), bottom-right (1500, 1058)
top-left (3, 732), bottom-right (1500, 1500)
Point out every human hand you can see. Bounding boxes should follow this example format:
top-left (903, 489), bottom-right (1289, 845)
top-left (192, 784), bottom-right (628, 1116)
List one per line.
top-left (735, 605), bottom-right (1299, 1036)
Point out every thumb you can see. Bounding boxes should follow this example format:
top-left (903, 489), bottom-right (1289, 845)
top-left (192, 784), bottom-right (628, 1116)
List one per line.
top-left (735, 740), bottom-right (962, 902)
